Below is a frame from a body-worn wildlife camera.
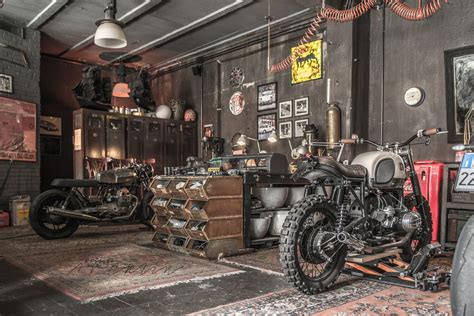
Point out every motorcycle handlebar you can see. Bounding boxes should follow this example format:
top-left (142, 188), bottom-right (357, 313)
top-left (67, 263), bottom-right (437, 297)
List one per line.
top-left (340, 138), bottom-right (357, 144)
top-left (421, 128), bottom-right (441, 137)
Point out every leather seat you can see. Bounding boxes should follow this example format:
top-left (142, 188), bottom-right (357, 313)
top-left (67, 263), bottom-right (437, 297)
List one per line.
top-left (51, 179), bottom-right (100, 188)
top-left (318, 156), bottom-right (367, 179)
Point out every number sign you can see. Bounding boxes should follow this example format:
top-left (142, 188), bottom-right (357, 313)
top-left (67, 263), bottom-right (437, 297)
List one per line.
top-left (455, 153), bottom-right (474, 192)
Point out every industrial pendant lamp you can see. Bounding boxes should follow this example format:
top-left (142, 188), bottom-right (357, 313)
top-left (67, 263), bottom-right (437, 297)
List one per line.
top-left (94, 0), bottom-right (127, 49)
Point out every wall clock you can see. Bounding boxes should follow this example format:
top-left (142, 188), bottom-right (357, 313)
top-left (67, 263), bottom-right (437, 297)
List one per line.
top-left (404, 87), bottom-right (425, 107)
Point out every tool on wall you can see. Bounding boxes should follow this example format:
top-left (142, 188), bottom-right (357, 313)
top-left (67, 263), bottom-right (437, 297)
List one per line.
top-left (0, 42), bottom-right (29, 68)
top-left (271, 0), bottom-right (448, 72)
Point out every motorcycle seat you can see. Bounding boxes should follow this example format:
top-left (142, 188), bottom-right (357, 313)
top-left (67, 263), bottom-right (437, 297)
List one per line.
top-left (51, 179), bottom-right (101, 188)
top-left (318, 157), bottom-right (367, 179)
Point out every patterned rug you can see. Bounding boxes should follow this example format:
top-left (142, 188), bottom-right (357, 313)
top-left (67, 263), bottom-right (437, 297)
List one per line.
top-left (4, 243), bottom-right (242, 303)
top-left (191, 280), bottom-right (451, 315)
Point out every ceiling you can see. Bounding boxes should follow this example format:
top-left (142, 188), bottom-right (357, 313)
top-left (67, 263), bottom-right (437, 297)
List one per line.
top-left (0, 0), bottom-right (319, 68)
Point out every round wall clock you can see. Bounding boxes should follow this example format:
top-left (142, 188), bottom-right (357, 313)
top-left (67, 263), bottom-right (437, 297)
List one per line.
top-left (229, 67), bottom-right (245, 88)
top-left (404, 87), bottom-right (425, 107)
top-left (229, 91), bottom-right (245, 115)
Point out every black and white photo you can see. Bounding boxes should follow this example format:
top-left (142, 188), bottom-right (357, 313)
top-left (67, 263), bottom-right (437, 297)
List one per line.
top-left (0, 74), bottom-right (13, 93)
top-left (257, 113), bottom-right (276, 140)
top-left (279, 100), bottom-right (292, 119)
top-left (294, 97), bottom-right (309, 116)
top-left (257, 82), bottom-right (277, 111)
top-left (279, 121), bottom-right (292, 139)
top-left (294, 119), bottom-right (309, 138)
top-left (445, 46), bottom-right (474, 142)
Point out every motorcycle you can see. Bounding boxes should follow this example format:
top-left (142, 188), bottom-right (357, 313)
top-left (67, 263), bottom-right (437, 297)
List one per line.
top-left (29, 161), bottom-right (156, 239)
top-left (280, 128), bottom-right (442, 294)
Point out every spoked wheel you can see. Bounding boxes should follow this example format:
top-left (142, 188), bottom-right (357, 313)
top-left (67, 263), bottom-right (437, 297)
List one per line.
top-left (401, 193), bottom-right (432, 263)
top-left (29, 190), bottom-right (79, 239)
top-left (280, 195), bottom-right (347, 294)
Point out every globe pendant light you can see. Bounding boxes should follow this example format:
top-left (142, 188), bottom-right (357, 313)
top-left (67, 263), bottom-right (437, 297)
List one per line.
top-left (112, 63), bottom-right (130, 98)
top-left (94, 0), bottom-right (127, 49)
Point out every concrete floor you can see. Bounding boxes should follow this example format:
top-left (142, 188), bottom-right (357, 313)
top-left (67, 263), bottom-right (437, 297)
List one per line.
top-left (0, 224), bottom-right (452, 315)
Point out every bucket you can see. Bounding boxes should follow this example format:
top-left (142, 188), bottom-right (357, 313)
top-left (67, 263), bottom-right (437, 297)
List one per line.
top-left (9, 195), bottom-right (30, 226)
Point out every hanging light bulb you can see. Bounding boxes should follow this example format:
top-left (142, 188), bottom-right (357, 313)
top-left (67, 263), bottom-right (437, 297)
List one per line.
top-left (112, 64), bottom-right (130, 98)
top-left (94, 0), bottom-right (127, 49)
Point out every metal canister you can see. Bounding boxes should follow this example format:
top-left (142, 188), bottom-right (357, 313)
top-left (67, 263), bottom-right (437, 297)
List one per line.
top-left (303, 124), bottom-right (319, 154)
top-left (326, 102), bottom-right (341, 150)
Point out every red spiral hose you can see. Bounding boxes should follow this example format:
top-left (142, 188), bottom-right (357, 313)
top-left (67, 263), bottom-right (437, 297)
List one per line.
top-left (385, 0), bottom-right (447, 21)
top-left (271, 0), bottom-right (448, 72)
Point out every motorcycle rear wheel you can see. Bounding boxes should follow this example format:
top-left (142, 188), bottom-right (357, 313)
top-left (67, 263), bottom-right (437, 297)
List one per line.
top-left (29, 189), bottom-right (80, 239)
top-left (280, 195), bottom-right (347, 294)
top-left (140, 191), bottom-right (155, 229)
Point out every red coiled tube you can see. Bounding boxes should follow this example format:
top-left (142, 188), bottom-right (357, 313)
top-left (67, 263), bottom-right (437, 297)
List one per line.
top-left (321, 0), bottom-right (379, 22)
top-left (385, 0), bottom-right (447, 21)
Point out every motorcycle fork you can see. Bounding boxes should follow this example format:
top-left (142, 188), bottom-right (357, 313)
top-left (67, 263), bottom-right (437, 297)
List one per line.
top-left (405, 149), bottom-right (429, 223)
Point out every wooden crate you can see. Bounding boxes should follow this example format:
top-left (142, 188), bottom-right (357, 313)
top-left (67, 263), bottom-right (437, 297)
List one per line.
top-left (186, 238), bottom-right (243, 259)
top-left (166, 199), bottom-right (190, 219)
top-left (167, 218), bottom-right (188, 237)
top-left (185, 176), bottom-right (243, 200)
top-left (150, 196), bottom-right (169, 216)
top-left (185, 198), bottom-right (242, 220)
top-left (168, 179), bottom-right (189, 200)
top-left (149, 177), bottom-right (171, 197)
top-left (185, 218), bottom-right (242, 241)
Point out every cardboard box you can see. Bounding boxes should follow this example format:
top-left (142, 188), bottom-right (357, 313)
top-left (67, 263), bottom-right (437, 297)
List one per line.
top-left (9, 195), bottom-right (30, 226)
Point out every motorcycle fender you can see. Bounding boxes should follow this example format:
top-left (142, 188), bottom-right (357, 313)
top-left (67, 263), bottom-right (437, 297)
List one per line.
top-left (301, 167), bottom-right (339, 182)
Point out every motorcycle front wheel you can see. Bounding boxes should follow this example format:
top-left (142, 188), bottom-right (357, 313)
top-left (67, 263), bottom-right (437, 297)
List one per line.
top-left (29, 189), bottom-right (80, 239)
top-left (280, 195), bottom-right (347, 294)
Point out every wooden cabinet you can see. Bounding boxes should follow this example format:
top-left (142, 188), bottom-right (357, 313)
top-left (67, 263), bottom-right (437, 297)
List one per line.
top-left (73, 109), bottom-right (197, 178)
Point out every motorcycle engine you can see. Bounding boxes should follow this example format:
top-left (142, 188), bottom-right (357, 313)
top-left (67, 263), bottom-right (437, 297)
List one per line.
top-left (99, 188), bottom-right (135, 216)
top-left (371, 205), bottom-right (422, 233)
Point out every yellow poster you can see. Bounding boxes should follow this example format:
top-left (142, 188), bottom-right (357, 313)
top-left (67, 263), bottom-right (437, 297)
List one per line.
top-left (291, 40), bottom-right (322, 84)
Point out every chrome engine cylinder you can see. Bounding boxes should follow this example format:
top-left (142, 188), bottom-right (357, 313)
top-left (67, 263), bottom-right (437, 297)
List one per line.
top-left (400, 211), bottom-right (422, 232)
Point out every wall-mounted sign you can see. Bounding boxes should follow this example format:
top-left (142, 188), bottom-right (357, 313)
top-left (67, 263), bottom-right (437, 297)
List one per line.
top-left (0, 74), bottom-right (13, 93)
top-left (0, 96), bottom-right (36, 162)
top-left (291, 40), bottom-right (322, 84)
top-left (229, 67), bottom-right (245, 89)
top-left (257, 82), bottom-right (277, 111)
top-left (404, 87), bottom-right (425, 107)
top-left (229, 91), bottom-right (245, 115)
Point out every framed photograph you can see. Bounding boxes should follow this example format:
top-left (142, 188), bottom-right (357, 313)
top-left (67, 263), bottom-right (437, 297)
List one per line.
top-left (294, 119), bottom-right (309, 138)
top-left (0, 74), bottom-right (13, 93)
top-left (279, 100), bottom-right (292, 119)
top-left (294, 97), bottom-right (309, 116)
top-left (40, 116), bottom-right (62, 136)
top-left (257, 82), bottom-right (277, 111)
top-left (445, 46), bottom-right (474, 143)
top-left (257, 113), bottom-right (276, 140)
top-left (279, 121), bottom-right (292, 139)
top-left (291, 39), bottom-right (323, 84)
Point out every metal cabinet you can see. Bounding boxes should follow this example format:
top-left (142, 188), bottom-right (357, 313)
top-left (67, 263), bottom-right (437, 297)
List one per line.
top-left (127, 117), bottom-right (145, 160)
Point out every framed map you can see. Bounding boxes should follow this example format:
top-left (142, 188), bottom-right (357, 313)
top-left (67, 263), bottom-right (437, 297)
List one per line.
top-left (291, 39), bottom-right (322, 84)
top-left (0, 96), bottom-right (37, 162)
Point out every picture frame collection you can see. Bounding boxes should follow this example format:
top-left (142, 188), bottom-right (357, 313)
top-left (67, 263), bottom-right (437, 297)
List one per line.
top-left (256, 81), bottom-right (310, 141)
top-left (278, 97), bottom-right (309, 140)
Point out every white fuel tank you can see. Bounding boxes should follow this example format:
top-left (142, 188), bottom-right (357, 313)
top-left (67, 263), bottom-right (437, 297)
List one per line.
top-left (351, 151), bottom-right (406, 190)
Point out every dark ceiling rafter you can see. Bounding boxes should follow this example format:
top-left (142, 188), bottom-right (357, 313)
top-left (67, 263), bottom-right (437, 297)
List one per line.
top-left (58, 0), bottom-right (163, 57)
top-left (27, 0), bottom-right (69, 29)
top-left (104, 0), bottom-right (255, 65)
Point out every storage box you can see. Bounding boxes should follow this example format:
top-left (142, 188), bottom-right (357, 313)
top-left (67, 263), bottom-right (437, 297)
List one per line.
top-left (9, 195), bottom-right (30, 226)
top-left (0, 211), bottom-right (9, 227)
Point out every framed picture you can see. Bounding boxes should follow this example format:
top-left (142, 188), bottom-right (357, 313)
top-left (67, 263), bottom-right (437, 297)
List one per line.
top-left (291, 39), bottom-right (323, 84)
top-left (40, 116), bottom-right (62, 136)
top-left (279, 100), bottom-right (292, 119)
top-left (279, 121), bottom-right (292, 139)
top-left (0, 74), bottom-right (13, 93)
top-left (257, 82), bottom-right (277, 111)
top-left (294, 119), bottom-right (309, 138)
top-left (294, 97), bottom-right (309, 116)
top-left (257, 113), bottom-right (276, 140)
top-left (445, 46), bottom-right (474, 143)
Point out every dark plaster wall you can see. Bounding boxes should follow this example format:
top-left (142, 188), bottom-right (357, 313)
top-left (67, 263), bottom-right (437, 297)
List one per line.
top-left (368, 2), bottom-right (474, 162)
top-left (0, 16), bottom-right (41, 209)
top-left (151, 21), bottom-right (355, 162)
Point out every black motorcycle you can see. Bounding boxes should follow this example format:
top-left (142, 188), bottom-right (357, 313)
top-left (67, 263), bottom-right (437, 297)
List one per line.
top-left (29, 161), bottom-right (156, 239)
top-left (280, 128), bottom-right (442, 294)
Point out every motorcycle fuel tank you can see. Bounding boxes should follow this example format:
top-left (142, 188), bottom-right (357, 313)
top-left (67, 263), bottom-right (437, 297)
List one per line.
top-left (352, 151), bottom-right (406, 190)
top-left (96, 169), bottom-right (136, 184)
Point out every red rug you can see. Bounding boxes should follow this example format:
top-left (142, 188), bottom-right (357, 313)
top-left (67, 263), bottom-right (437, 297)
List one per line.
top-left (5, 244), bottom-right (242, 303)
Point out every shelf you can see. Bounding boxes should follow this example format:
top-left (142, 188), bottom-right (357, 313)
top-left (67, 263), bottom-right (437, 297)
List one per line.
top-left (446, 202), bottom-right (474, 210)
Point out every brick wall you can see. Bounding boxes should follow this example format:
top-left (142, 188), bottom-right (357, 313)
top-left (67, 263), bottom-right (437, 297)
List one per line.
top-left (0, 15), bottom-right (41, 210)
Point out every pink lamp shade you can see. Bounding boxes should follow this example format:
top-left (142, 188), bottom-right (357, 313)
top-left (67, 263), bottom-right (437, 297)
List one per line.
top-left (112, 82), bottom-right (130, 98)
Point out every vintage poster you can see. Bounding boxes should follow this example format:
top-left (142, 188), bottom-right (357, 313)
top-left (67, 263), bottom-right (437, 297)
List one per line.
top-left (0, 96), bottom-right (37, 162)
top-left (291, 39), bottom-right (322, 84)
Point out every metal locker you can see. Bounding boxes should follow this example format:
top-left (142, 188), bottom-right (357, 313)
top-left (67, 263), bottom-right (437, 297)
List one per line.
top-left (164, 121), bottom-right (181, 167)
top-left (106, 116), bottom-right (126, 159)
top-left (144, 119), bottom-right (164, 171)
top-left (85, 113), bottom-right (105, 158)
top-left (127, 118), bottom-right (144, 160)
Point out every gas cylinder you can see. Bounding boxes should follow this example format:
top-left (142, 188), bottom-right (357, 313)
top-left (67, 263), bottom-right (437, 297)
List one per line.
top-left (326, 102), bottom-right (341, 150)
top-left (303, 124), bottom-right (319, 154)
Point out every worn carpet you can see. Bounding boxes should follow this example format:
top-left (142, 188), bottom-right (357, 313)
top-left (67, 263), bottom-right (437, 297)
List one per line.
top-left (219, 247), bottom-right (283, 276)
top-left (191, 279), bottom-right (451, 315)
top-left (4, 243), bottom-right (242, 303)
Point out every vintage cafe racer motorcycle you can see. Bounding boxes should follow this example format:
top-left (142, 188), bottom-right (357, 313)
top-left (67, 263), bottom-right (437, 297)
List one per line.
top-left (29, 161), bottom-right (155, 239)
top-left (280, 128), bottom-right (444, 294)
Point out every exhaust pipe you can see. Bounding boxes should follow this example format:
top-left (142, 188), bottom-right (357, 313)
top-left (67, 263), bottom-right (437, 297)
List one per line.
top-left (47, 207), bottom-right (100, 221)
